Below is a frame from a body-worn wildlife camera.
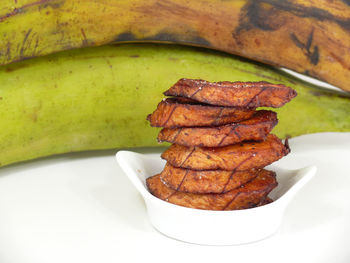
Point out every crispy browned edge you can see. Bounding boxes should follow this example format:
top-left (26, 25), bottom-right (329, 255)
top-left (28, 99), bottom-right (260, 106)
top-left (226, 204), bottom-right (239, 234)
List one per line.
top-left (161, 134), bottom-right (290, 171)
top-left (164, 79), bottom-right (297, 108)
top-left (146, 98), bottom-right (256, 128)
top-left (157, 110), bottom-right (278, 147)
top-left (256, 197), bottom-right (273, 207)
top-left (160, 163), bottom-right (260, 194)
top-left (147, 169), bottom-right (277, 211)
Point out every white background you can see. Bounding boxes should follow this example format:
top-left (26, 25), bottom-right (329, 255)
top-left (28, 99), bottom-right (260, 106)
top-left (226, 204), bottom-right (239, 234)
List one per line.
top-left (0, 132), bottom-right (350, 263)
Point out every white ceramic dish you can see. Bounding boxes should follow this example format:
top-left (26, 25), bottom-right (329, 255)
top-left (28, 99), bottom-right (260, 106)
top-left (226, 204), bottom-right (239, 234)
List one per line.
top-left (116, 151), bottom-right (317, 245)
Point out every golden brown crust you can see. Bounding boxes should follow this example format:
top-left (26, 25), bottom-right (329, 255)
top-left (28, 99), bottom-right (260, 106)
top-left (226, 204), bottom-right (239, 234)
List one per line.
top-left (164, 79), bottom-right (297, 108)
top-left (146, 98), bottom-right (255, 128)
top-left (161, 134), bottom-right (289, 171)
top-left (157, 110), bottom-right (278, 147)
top-left (146, 170), bottom-right (277, 211)
top-left (160, 163), bottom-right (260, 194)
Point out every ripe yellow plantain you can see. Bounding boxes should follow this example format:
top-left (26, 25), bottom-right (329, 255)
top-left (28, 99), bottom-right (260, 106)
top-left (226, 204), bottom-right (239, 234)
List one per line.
top-left (0, 43), bottom-right (349, 167)
top-left (1, 0), bottom-right (350, 91)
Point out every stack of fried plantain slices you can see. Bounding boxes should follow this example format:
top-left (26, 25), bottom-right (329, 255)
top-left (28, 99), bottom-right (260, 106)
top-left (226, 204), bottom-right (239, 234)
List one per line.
top-left (146, 79), bottom-right (297, 211)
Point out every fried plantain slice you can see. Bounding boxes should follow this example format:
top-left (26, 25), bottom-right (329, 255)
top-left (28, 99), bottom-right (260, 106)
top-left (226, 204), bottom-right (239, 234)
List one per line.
top-left (157, 110), bottom-right (277, 147)
top-left (147, 169), bottom-right (277, 211)
top-left (146, 98), bottom-right (255, 128)
top-left (160, 163), bottom-right (260, 194)
top-left (161, 134), bottom-right (289, 171)
top-left (164, 79), bottom-right (297, 108)
top-left (256, 197), bottom-right (273, 207)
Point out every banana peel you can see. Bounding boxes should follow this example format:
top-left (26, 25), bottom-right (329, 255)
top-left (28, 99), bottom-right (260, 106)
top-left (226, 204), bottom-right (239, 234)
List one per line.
top-left (1, 0), bottom-right (350, 91)
top-left (0, 43), bottom-right (349, 167)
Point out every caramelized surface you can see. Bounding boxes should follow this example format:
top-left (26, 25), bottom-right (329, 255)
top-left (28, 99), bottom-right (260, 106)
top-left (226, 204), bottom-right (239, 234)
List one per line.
top-left (164, 79), bottom-right (297, 108)
top-left (160, 163), bottom-right (259, 194)
top-left (147, 98), bottom-right (255, 128)
top-left (147, 170), bottom-right (277, 211)
top-left (158, 110), bottom-right (278, 147)
top-left (161, 134), bottom-right (289, 171)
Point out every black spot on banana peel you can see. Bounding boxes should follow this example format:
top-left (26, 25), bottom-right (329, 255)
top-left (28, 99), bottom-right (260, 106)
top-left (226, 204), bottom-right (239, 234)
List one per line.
top-left (114, 32), bottom-right (138, 42)
top-left (114, 31), bottom-right (211, 47)
top-left (235, 1), bottom-right (286, 33)
top-left (343, 0), bottom-right (350, 7)
top-left (142, 32), bottom-right (211, 47)
top-left (254, 0), bottom-right (350, 30)
top-left (2, 0), bottom-right (350, 91)
top-left (290, 29), bottom-right (319, 65)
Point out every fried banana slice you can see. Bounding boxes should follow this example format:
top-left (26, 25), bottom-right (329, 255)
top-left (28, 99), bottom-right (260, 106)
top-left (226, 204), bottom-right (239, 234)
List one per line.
top-left (161, 134), bottom-right (289, 171)
top-left (157, 110), bottom-right (277, 147)
top-left (164, 79), bottom-right (297, 108)
top-left (146, 98), bottom-right (255, 128)
top-left (147, 169), bottom-right (277, 210)
top-left (160, 163), bottom-right (260, 194)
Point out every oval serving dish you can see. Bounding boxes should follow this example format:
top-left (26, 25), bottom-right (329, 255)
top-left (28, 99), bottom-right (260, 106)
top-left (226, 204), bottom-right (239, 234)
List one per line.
top-left (116, 150), bottom-right (317, 245)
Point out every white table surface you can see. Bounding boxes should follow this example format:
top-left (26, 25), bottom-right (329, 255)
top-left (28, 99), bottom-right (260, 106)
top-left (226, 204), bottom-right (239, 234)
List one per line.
top-left (0, 132), bottom-right (350, 263)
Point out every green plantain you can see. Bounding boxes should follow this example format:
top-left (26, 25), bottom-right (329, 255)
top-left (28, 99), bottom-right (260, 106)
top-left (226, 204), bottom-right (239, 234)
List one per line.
top-left (0, 43), bottom-right (349, 167)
